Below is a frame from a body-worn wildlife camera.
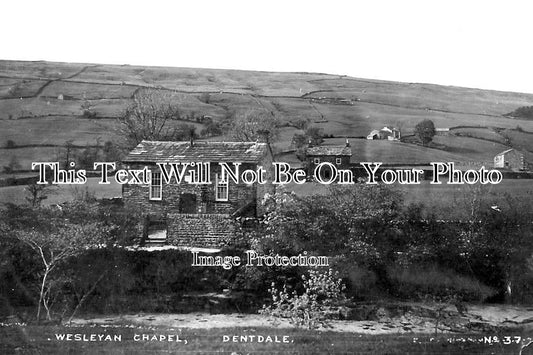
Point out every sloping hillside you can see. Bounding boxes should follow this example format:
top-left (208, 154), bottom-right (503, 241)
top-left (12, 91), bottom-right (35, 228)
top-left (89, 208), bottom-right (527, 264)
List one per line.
top-left (1, 60), bottom-right (533, 173)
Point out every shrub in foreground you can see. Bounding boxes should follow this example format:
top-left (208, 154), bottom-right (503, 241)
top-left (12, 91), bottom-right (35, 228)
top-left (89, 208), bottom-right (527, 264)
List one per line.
top-left (387, 264), bottom-right (496, 302)
top-left (260, 268), bottom-right (346, 330)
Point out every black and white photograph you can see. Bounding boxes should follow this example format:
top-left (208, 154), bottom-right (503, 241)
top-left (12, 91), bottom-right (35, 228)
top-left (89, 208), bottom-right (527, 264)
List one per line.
top-left (1, 1), bottom-right (533, 354)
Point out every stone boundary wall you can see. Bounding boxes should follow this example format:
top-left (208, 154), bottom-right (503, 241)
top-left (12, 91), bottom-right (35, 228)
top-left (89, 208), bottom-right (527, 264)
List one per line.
top-left (167, 213), bottom-right (238, 248)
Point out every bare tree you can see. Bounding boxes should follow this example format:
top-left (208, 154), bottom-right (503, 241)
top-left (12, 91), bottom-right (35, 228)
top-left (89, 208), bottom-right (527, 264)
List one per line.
top-left (63, 139), bottom-right (75, 169)
top-left (117, 88), bottom-right (182, 147)
top-left (15, 222), bottom-right (108, 321)
top-left (229, 109), bottom-right (280, 142)
top-left (393, 120), bottom-right (404, 137)
top-left (80, 99), bottom-right (96, 118)
top-left (25, 181), bottom-right (51, 207)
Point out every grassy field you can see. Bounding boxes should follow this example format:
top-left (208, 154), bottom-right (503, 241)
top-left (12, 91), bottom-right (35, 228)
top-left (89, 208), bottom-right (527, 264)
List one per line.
top-left (0, 178), bottom-right (122, 206)
top-left (0, 174), bottom-right (531, 212)
top-left (399, 180), bottom-right (533, 214)
top-left (502, 129), bottom-right (533, 155)
top-left (431, 136), bottom-right (509, 162)
top-left (0, 324), bottom-right (527, 355)
top-left (450, 127), bottom-right (508, 143)
top-left (40, 81), bottom-right (137, 100)
top-left (285, 179), bottom-right (533, 218)
top-left (0, 116), bottom-right (118, 147)
top-left (330, 138), bottom-right (469, 164)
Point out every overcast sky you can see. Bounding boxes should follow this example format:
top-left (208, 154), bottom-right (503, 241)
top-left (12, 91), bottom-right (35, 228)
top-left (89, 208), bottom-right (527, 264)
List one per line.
top-left (2, 0), bottom-right (533, 93)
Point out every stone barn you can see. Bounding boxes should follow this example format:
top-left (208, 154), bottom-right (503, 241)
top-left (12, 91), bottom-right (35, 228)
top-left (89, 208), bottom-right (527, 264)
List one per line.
top-left (122, 140), bottom-right (274, 248)
top-left (494, 148), bottom-right (526, 171)
top-left (305, 140), bottom-right (352, 181)
top-left (366, 126), bottom-right (401, 140)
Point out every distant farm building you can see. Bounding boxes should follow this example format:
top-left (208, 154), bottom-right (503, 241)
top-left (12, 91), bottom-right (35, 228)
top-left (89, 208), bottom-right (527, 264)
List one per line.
top-left (494, 149), bottom-right (526, 171)
top-left (305, 140), bottom-right (352, 180)
top-left (435, 128), bottom-right (450, 136)
top-left (367, 126), bottom-right (401, 140)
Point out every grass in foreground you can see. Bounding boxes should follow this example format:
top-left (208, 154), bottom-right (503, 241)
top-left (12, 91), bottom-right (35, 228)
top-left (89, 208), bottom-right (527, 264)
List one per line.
top-left (0, 324), bottom-right (529, 355)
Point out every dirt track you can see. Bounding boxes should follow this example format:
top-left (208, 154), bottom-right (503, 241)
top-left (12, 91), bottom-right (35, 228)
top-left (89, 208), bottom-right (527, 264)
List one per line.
top-left (70, 303), bottom-right (533, 334)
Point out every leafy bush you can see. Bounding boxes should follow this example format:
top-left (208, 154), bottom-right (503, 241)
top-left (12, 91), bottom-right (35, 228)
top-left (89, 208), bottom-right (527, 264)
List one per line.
top-left (102, 141), bottom-right (123, 162)
top-left (330, 258), bottom-right (379, 300)
top-left (200, 121), bottom-right (222, 137)
top-left (81, 100), bottom-right (97, 118)
top-left (414, 119), bottom-right (436, 145)
top-left (258, 185), bottom-right (533, 302)
top-left (5, 140), bottom-right (16, 149)
top-left (61, 248), bottom-right (239, 314)
top-left (198, 92), bottom-right (211, 104)
top-left (387, 265), bottom-right (496, 302)
top-left (505, 106), bottom-right (533, 120)
top-left (75, 146), bottom-right (99, 169)
top-left (292, 126), bottom-right (324, 150)
top-left (224, 232), bottom-right (304, 296)
top-left (3, 156), bottom-right (21, 173)
top-left (174, 123), bottom-right (198, 141)
top-left (507, 257), bottom-right (533, 303)
top-left (260, 269), bottom-right (346, 329)
top-left (259, 185), bottom-right (402, 259)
